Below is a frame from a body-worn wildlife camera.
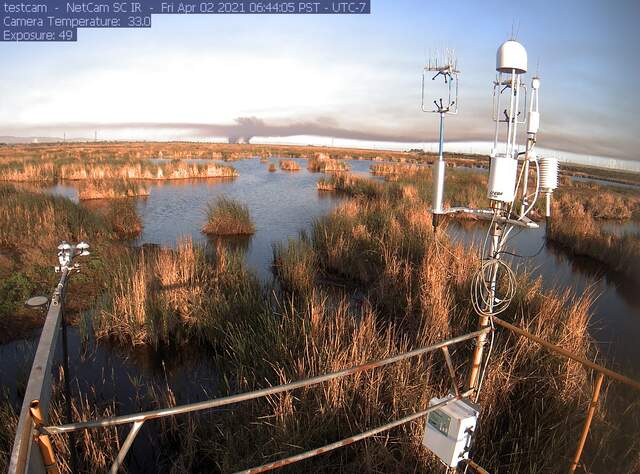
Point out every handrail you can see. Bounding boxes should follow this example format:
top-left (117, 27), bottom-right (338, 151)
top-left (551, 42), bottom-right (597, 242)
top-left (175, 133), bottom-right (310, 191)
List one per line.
top-left (9, 268), bottom-right (69, 474)
top-left (42, 327), bottom-right (491, 435)
top-left (492, 317), bottom-right (640, 391)
top-left (234, 389), bottom-right (475, 474)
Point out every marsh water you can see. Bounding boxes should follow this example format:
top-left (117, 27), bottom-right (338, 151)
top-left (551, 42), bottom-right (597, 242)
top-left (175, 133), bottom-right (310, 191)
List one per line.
top-left (1, 158), bottom-right (639, 469)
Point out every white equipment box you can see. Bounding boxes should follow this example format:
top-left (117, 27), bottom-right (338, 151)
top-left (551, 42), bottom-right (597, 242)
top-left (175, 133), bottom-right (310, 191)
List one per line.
top-left (422, 395), bottom-right (479, 468)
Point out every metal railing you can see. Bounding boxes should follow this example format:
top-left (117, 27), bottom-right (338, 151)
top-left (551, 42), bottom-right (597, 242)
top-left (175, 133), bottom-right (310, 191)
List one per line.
top-left (35, 327), bottom-right (489, 473)
top-left (10, 267), bottom-right (69, 474)
top-left (8, 257), bottom-right (640, 474)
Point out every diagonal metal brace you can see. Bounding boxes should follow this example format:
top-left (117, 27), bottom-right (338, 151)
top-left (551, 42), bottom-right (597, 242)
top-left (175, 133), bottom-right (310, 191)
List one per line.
top-left (441, 346), bottom-right (460, 398)
top-left (110, 420), bottom-right (145, 474)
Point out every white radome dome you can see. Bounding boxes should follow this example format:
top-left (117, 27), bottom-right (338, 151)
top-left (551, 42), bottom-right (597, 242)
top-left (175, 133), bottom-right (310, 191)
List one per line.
top-left (496, 40), bottom-right (528, 74)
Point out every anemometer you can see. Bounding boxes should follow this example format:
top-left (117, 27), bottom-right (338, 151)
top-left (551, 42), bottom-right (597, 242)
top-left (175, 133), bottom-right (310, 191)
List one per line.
top-left (421, 50), bottom-right (460, 228)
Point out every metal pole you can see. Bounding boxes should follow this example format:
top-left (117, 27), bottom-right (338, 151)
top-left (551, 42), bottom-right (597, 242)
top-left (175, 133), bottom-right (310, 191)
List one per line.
top-left (568, 373), bottom-right (604, 474)
top-left (438, 111), bottom-right (445, 159)
top-left (234, 390), bottom-right (474, 474)
top-left (519, 140), bottom-right (532, 217)
top-left (110, 421), bottom-right (145, 474)
top-left (467, 221), bottom-right (501, 392)
top-left (43, 328), bottom-right (490, 435)
top-left (493, 73), bottom-right (502, 148)
top-left (432, 111), bottom-right (446, 228)
top-left (441, 346), bottom-right (459, 398)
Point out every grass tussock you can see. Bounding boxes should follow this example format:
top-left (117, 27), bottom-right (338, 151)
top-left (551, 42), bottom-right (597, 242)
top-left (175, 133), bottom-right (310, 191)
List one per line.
top-left (78, 180), bottom-right (149, 200)
top-left (60, 161), bottom-right (237, 181)
top-left (317, 174), bottom-right (387, 199)
top-left (104, 200), bottom-right (143, 239)
top-left (370, 163), bottom-right (422, 177)
top-left (552, 181), bottom-right (640, 220)
top-left (307, 155), bottom-right (351, 173)
top-left (279, 160), bottom-right (301, 172)
top-left (547, 204), bottom-right (640, 282)
top-left (268, 163), bottom-right (277, 172)
top-left (202, 197), bottom-right (255, 236)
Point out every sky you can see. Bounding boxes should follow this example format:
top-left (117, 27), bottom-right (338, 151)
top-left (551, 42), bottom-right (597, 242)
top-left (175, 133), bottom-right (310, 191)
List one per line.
top-left (1, 0), bottom-right (639, 165)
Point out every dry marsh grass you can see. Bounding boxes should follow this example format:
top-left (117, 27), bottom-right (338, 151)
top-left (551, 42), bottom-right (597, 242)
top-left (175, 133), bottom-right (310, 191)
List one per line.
top-left (307, 155), bottom-right (351, 173)
top-left (547, 206), bottom-right (640, 282)
top-left (103, 200), bottom-right (143, 239)
top-left (0, 185), bottom-right (141, 342)
top-left (92, 239), bottom-right (208, 346)
top-left (202, 197), bottom-right (255, 236)
top-left (272, 234), bottom-right (316, 296)
top-left (552, 181), bottom-right (640, 220)
top-left (92, 238), bottom-right (264, 348)
top-left (0, 398), bottom-right (18, 473)
top-left (0, 146), bottom-right (238, 183)
top-left (317, 174), bottom-right (386, 199)
top-left (78, 180), bottom-right (150, 200)
top-left (279, 159), bottom-right (301, 172)
top-left (370, 163), bottom-right (422, 177)
top-left (60, 161), bottom-right (237, 181)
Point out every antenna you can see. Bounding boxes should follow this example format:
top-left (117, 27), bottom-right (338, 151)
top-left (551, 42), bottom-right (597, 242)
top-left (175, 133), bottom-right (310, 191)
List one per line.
top-left (421, 48), bottom-right (460, 229)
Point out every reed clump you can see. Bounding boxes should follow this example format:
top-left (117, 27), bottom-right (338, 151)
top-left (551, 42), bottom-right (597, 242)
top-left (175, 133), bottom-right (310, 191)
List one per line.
top-left (547, 206), bottom-right (640, 282)
top-left (0, 398), bottom-right (18, 472)
top-left (92, 239), bottom-right (207, 346)
top-left (0, 161), bottom-right (55, 182)
top-left (370, 163), bottom-right (422, 177)
top-left (552, 181), bottom-right (640, 220)
top-left (317, 174), bottom-right (387, 199)
top-left (0, 148), bottom-right (238, 183)
top-left (316, 179), bottom-right (336, 191)
top-left (104, 200), bottom-right (143, 239)
top-left (307, 156), bottom-right (350, 173)
top-left (78, 180), bottom-right (150, 200)
top-left (268, 163), bottom-right (277, 172)
top-left (202, 197), bottom-right (255, 235)
top-left (60, 161), bottom-right (237, 181)
top-left (279, 160), bottom-right (301, 172)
